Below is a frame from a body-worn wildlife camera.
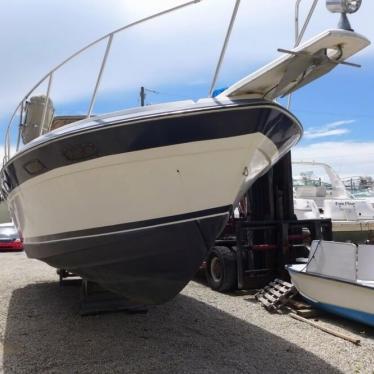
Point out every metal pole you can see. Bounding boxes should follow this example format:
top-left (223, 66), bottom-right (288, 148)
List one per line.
top-left (288, 0), bottom-right (318, 109)
top-left (296, 0), bottom-right (319, 46)
top-left (140, 86), bottom-right (146, 106)
top-left (16, 101), bottom-right (24, 151)
top-left (17, 0), bottom-right (204, 110)
top-left (4, 102), bottom-right (21, 162)
top-left (295, 0), bottom-right (302, 44)
top-left (209, 0), bottom-right (241, 97)
top-left (87, 34), bottom-right (114, 117)
top-left (287, 94), bottom-right (292, 109)
top-left (40, 72), bottom-right (53, 136)
top-left (4, 0), bottom-right (205, 154)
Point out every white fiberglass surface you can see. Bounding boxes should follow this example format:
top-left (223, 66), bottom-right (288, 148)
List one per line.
top-left (9, 133), bottom-right (278, 238)
top-left (357, 245), bottom-right (374, 282)
top-left (306, 240), bottom-right (357, 281)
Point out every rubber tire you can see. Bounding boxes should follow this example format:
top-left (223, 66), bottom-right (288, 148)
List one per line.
top-left (205, 246), bottom-right (237, 292)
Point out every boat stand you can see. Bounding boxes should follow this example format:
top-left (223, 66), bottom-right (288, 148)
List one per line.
top-left (58, 269), bottom-right (148, 316)
top-left (57, 269), bottom-right (78, 286)
top-left (79, 279), bottom-right (148, 316)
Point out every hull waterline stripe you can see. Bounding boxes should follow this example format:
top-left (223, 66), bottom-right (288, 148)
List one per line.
top-left (25, 205), bottom-right (231, 244)
top-left (25, 212), bottom-right (229, 245)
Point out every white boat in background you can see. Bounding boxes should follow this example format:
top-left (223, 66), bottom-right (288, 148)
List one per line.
top-left (343, 177), bottom-right (374, 206)
top-left (293, 161), bottom-right (374, 243)
top-left (287, 240), bottom-right (374, 327)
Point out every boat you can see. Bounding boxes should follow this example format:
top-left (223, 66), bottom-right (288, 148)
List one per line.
top-left (287, 240), bottom-right (374, 327)
top-left (343, 176), bottom-right (374, 204)
top-left (293, 161), bottom-right (374, 243)
top-left (0, 1), bottom-right (370, 304)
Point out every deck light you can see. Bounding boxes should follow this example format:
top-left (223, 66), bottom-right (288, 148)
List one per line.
top-left (326, 0), bottom-right (362, 31)
top-left (326, 0), bottom-right (362, 14)
top-left (326, 46), bottom-right (343, 60)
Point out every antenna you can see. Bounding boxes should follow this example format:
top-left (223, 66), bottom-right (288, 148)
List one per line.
top-left (140, 87), bottom-right (159, 106)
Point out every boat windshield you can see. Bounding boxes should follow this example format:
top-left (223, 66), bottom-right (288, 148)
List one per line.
top-left (292, 162), bottom-right (355, 200)
top-left (292, 165), bottom-right (333, 190)
top-left (343, 177), bottom-right (374, 197)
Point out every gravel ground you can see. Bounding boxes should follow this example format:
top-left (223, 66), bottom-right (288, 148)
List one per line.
top-left (0, 252), bottom-right (374, 374)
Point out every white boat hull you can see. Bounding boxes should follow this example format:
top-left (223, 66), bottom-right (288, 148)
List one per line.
top-left (288, 264), bottom-right (374, 326)
top-left (9, 133), bottom-right (277, 241)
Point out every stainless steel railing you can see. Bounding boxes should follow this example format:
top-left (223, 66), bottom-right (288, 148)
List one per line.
top-left (3, 0), bottom-right (318, 164)
top-left (3, 0), bottom-right (207, 162)
top-left (287, 0), bottom-right (319, 109)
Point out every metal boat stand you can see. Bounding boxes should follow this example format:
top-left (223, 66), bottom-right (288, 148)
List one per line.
top-left (57, 269), bottom-right (78, 286)
top-left (58, 269), bottom-right (148, 316)
top-left (79, 279), bottom-right (148, 316)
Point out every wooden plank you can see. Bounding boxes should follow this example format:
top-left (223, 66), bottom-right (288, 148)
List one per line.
top-left (256, 279), bottom-right (298, 311)
top-left (263, 293), bottom-right (277, 304)
top-left (270, 283), bottom-right (290, 294)
top-left (296, 309), bottom-right (322, 319)
top-left (266, 288), bottom-right (284, 299)
top-left (257, 296), bottom-right (273, 308)
top-left (289, 313), bottom-right (360, 345)
top-left (274, 279), bottom-right (293, 288)
top-left (287, 298), bottom-right (311, 310)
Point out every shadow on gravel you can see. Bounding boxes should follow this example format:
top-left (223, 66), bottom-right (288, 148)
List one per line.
top-left (193, 271), bottom-right (258, 298)
top-left (3, 282), bottom-right (341, 374)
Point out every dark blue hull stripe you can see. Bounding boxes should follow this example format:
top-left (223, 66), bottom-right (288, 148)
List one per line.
top-left (2, 100), bottom-right (301, 194)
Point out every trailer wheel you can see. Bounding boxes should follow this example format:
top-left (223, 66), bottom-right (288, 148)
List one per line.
top-left (205, 246), bottom-right (236, 292)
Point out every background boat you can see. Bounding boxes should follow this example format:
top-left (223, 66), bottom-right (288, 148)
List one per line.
top-left (293, 161), bottom-right (374, 242)
top-left (287, 240), bottom-right (374, 327)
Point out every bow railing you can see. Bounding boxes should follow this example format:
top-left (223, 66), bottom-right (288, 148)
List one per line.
top-left (3, 0), bottom-right (318, 164)
top-left (3, 0), bottom-right (208, 163)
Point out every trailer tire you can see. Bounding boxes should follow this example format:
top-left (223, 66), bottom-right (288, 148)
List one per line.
top-left (205, 246), bottom-right (236, 292)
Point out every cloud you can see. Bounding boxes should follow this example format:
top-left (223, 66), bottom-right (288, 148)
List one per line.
top-left (0, 0), bottom-right (294, 117)
top-left (293, 141), bottom-right (374, 177)
top-left (304, 128), bottom-right (350, 139)
top-left (1, 0), bottom-right (373, 122)
top-left (0, 0), bottom-right (373, 156)
top-left (326, 120), bottom-right (356, 128)
top-left (0, 144), bottom-right (16, 163)
top-left (303, 119), bottom-right (355, 139)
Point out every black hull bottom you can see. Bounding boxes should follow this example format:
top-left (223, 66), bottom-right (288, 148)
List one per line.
top-left (25, 214), bottom-right (228, 304)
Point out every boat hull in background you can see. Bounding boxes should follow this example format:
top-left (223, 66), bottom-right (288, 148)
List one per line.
top-left (288, 264), bottom-right (374, 327)
top-left (3, 99), bottom-right (302, 304)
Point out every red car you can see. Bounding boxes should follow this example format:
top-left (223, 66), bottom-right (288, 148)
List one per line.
top-left (0, 223), bottom-right (23, 251)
